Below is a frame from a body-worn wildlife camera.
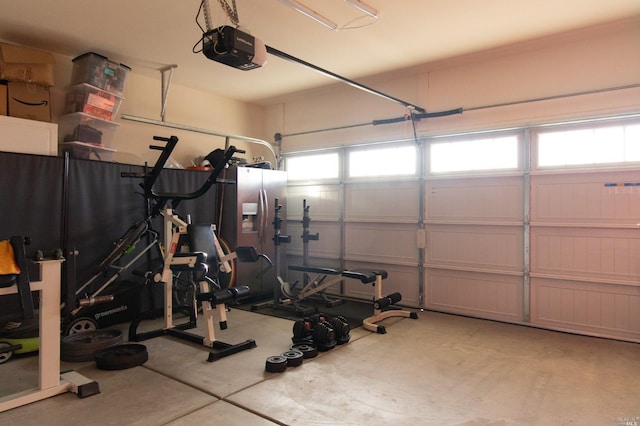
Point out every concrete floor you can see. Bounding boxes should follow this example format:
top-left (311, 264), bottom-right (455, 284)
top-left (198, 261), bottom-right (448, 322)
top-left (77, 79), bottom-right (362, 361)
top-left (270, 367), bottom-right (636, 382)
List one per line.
top-left (1, 308), bottom-right (639, 425)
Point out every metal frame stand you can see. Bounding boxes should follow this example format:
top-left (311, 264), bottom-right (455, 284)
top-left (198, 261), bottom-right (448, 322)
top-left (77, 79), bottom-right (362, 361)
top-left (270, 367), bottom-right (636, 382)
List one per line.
top-left (292, 199), bottom-right (344, 308)
top-left (0, 259), bottom-right (99, 412)
top-left (362, 272), bottom-right (419, 334)
top-left (252, 198), bottom-right (316, 316)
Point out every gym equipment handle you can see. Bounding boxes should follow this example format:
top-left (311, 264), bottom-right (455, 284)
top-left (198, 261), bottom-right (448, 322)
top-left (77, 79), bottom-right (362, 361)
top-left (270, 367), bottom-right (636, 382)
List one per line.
top-left (77, 295), bottom-right (115, 307)
top-left (373, 292), bottom-right (402, 310)
top-left (151, 145), bottom-right (242, 208)
top-left (196, 286), bottom-right (250, 304)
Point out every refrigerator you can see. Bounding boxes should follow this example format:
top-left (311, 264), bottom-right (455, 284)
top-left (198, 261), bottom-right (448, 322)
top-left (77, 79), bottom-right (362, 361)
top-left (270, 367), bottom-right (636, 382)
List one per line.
top-left (218, 165), bottom-right (288, 301)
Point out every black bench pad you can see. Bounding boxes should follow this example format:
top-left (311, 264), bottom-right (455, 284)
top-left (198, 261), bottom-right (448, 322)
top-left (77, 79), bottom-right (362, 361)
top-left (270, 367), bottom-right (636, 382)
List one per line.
top-left (341, 269), bottom-right (387, 283)
top-left (288, 265), bottom-right (342, 275)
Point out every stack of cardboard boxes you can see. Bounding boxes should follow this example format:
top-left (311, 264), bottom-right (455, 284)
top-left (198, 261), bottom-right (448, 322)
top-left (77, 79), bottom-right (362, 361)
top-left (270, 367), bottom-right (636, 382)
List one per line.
top-left (0, 43), bottom-right (55, 122)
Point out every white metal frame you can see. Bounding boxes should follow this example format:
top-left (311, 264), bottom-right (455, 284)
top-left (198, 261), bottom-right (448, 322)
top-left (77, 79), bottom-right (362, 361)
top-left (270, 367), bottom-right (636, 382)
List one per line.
top-left (0, 260), bottom-right (98, 412)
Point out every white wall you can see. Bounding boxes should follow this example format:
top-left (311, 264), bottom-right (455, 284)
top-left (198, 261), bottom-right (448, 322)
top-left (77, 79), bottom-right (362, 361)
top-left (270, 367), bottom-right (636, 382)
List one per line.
top-left (267, 17), bottom-right (640, 152)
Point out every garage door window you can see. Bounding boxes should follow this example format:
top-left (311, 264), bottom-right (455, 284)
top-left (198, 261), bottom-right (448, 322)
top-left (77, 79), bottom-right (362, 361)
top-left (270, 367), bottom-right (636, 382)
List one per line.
top-left (429, 135), bottom-right (519, 174)
top-left (348, 145), bottom-right (416, 178)
top-left (286, 153), bottom-right (340, 180)
top-left (536, 123), bottom-right (640, 168)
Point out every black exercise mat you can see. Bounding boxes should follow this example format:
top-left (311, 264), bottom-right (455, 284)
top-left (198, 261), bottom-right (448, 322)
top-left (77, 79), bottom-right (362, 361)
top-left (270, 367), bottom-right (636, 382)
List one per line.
top-left (234, 298), bottom-right (373, 329)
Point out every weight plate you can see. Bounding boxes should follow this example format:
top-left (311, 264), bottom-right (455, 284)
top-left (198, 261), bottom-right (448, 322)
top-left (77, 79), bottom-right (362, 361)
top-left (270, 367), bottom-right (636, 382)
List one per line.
top-left (61, 328), bottom-right (123, 362)
top-left (265, 355), bottom-right (288, 373)
top-left (290, 343), bottom-right (318, 359)
top-left (95, 344), bottom-right (148, 370)
top-left (282, 349), bottom-right (304, 367)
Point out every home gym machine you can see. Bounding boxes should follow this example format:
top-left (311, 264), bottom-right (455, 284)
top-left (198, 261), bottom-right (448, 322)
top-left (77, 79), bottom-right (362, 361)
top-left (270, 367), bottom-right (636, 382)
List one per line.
top-left (126, 137), bottom-right (259, 361)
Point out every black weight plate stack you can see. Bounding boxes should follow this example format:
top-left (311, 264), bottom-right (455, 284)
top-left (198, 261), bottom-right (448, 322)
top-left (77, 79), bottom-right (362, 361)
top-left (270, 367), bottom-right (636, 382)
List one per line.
top-left (61, 329), bottom-right (124, 362)
top-left (265, 355), bottom-right (288, 373)
top-left (290, 343), bottom-right (318, 359)
top-left (312, 322), bottom-right (336, 352)
top-left (95, 344), bottom-right (149, 370)
top-left (329, 316), bottom-right (351, 345)
top-left (282, 349), bottom-right (304, 367)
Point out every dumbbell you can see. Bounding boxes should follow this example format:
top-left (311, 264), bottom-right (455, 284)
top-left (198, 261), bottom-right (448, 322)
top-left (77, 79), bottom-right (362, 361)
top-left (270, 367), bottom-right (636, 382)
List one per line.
top-left (327, 315), bottom-right (350, 345)
top-left (292, 313), bottom-right (330, 343)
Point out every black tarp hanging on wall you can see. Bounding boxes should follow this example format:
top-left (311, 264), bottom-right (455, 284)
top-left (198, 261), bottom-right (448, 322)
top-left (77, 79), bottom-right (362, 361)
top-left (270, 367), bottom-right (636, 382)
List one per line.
top-left (0, 151), bottom-right (218, 314)
top-left (66, 158), bottom-right (146, 282)
top-left (0, 152), bottom-right (64, 254)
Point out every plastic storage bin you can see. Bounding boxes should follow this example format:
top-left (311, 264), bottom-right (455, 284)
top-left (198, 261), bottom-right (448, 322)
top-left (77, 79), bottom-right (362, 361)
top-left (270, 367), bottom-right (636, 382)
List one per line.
top-left (64, 83), bottom-right (123, 121)
top-left (58, 112), bottom-right (118, 145)
top-left (60, 141), bottom-right (117, 161)
top-left (70, 52), bottom-right (130, 97)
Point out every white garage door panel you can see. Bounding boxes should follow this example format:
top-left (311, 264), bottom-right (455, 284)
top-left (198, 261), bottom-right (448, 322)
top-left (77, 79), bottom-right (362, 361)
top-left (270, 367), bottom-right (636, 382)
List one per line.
top-left (531, 278), bottom-right (640, 342)
top-left (531, 227), bottom-right (640, 283)
top-left (531, 171), bottom-right (640, 225)
top-left (287, 184), bottom-right (341, 221)
top-left (426, 269), bottom-right (523, 322)
top-left (286, 222), bottom-right (341, 258)
top-left (426, 224), bottom-right (523, 272)
top-left (426, 176), bottom-right (523, 223)
top-left (345, 181), bottom-right (419, 222)
top-left (345, 223), bottom-right (417, 265)
top-left (343, 262), bottom-right (419, 306)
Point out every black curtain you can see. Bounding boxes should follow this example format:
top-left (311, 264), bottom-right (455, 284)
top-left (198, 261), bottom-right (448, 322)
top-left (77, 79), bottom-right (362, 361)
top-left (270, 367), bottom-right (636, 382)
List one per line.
top-left (0, 152), bottom-right (218, 312)
top-left (0, 152), bottom-right (64, 254)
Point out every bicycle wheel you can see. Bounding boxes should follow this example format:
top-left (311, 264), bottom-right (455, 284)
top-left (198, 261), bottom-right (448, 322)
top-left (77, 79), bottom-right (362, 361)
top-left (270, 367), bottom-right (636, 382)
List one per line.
top-left (96, 221), bottom-right (149, 272)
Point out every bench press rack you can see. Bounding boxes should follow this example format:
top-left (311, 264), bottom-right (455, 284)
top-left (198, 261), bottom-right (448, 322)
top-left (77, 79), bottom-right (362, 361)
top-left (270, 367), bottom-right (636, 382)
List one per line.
top-left (281, 200), bottom-right (344, 309)
top-left (251, 199), bottom-right (319, 316)
top-left (279, 199), bottom-right (418, 330)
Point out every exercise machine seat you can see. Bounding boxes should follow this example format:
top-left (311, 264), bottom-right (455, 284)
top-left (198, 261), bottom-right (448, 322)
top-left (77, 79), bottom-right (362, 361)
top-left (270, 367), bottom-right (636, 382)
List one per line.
top-left (188, 224), bottom-right (220, 279)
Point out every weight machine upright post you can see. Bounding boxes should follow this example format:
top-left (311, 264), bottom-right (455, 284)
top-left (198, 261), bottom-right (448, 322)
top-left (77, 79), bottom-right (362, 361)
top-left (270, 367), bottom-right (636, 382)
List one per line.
top-left (271, 198), bottom-right (289, 305)
top-left (301, 199), bottom-right (319, 280)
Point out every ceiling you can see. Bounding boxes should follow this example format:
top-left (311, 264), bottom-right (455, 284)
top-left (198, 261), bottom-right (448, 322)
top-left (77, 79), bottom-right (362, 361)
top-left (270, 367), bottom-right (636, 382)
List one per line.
top-left (1, 0), bottom-right (639, 106)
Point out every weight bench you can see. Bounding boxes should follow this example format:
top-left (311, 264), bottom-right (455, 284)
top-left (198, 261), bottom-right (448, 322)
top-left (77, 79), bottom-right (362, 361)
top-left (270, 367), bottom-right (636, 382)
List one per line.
top-left (286, 266), bottom-right (418, 333)
top-left (341, 269), bottom-right (418, 334)
top-left (285, 265), bottom-right (346, 309)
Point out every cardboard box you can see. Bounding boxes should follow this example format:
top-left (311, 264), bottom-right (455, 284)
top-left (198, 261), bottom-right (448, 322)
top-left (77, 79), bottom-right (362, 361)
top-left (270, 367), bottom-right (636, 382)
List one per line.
top-left (0, 81), bottom-right (6, 116)
top-left (7, 81), bottom-right (51, 122)
top-left (0, 43), bottom-right (55, 86)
